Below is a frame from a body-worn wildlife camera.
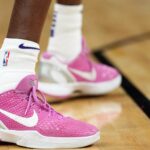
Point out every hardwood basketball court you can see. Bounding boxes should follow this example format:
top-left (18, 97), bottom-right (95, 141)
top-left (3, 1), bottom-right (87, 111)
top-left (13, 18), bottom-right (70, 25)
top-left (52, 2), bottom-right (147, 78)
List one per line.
top-left (0, 0), bottom-right (150, 149)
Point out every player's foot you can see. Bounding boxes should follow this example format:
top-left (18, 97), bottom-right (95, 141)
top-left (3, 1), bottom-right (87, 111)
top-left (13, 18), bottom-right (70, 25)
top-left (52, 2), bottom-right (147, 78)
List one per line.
top-left (38, 39), bottom-right (122, 98)
top-left (0, 75), bottom-right (99, 149)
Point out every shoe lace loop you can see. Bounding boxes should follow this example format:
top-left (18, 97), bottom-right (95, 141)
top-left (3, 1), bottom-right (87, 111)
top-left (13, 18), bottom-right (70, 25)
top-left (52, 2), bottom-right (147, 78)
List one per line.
top-left (24, 86), bottom-right (50, 115)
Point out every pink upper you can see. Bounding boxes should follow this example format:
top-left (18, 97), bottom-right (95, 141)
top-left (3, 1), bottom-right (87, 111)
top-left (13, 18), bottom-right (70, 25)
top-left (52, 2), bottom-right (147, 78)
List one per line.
top-left (68, 39), bottom-right (119, 82)
top-left (42, 38), bottom-right (120, 83)
top-left (0, 75), bottom-right (98, 137)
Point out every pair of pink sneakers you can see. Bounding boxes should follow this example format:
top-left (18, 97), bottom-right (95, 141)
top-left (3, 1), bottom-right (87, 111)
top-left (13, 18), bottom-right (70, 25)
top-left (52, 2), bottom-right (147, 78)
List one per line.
top-left (0, 39), bottom-right (121, 148)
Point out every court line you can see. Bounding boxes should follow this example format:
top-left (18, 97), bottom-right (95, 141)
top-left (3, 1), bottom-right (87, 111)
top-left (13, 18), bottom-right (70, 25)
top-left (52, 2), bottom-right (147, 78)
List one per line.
top-left (93, 51), bottom-right (150, 118)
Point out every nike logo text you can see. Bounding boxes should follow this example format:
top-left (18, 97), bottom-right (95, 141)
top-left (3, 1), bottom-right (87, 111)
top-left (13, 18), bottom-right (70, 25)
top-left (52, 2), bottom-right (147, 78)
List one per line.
top-left (19, 44), bottom-right (40, 50)
top-left (0, 109), bottom-right (38, 127)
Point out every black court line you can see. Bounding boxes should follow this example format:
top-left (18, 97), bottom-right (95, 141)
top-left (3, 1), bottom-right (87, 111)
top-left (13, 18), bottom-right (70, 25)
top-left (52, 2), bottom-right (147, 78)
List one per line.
top-left (93, 51), bottom-right (150, 118)
top-left (95, 31), bottom-right (150, 51)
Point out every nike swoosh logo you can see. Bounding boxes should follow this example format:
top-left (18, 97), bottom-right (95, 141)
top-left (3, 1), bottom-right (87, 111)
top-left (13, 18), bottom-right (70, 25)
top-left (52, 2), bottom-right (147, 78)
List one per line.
top-left (0, 109), bottom-right (38, 127)
top-left (69, 67), bottom-right (97, 81)
top-left (19, 44), bottom-right (40, 50)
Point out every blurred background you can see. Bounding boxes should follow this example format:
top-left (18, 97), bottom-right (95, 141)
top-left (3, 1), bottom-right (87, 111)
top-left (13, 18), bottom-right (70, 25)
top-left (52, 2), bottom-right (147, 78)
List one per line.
top-left (0, 0), bottom-right (150, 150)
top-left (0, 0), bottom-right (150, 49)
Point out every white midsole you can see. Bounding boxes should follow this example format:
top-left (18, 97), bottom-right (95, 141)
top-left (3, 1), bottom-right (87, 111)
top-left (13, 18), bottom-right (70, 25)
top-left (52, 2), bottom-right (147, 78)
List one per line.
top-left (0, 129), bottom-right (100, 148)
top-left (39, 75), bottom-right (122, 97)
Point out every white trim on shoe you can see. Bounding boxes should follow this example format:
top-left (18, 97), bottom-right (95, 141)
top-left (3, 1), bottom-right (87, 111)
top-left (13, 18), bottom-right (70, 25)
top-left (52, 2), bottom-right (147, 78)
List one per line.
top-left (0, 128), bottom-right (100, 149)
top-left (39, 75), bottom-right (122, 98)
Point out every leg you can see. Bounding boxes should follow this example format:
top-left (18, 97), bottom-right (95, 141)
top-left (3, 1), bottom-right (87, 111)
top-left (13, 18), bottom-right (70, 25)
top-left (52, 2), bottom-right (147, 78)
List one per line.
top-left (38, 0), bottom-right (121, 100)
top-left (0, 0), bottom-right (51, 92)
top-left (7, 0), bottom-right (51, 43)
top-left (46, 0), bottom-right (83, 62)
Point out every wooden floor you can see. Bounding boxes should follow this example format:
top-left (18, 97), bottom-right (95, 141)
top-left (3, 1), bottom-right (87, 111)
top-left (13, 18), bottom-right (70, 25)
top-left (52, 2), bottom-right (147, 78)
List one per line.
top-left (0, 0), bottom-right (150, 150)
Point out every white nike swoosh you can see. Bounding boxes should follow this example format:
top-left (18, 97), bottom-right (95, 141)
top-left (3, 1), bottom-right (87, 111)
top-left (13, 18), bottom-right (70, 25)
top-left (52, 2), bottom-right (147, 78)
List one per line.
top-left (69, 67), bottom-right (97, 81)
top-left (0, 109), bottom-right (38, 127)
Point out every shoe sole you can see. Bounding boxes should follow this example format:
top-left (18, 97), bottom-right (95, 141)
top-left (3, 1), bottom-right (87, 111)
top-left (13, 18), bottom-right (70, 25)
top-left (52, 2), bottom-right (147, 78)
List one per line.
top-left (39, 75), bottom-right (122, 99)
top-left (0, 129), bottom-right (100, 148)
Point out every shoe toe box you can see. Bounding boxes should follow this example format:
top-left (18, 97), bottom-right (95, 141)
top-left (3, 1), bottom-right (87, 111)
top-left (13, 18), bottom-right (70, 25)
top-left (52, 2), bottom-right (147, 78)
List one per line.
top-left (95, 64), bottom-right (120, 81)
top-left (61, 117), bottom-right (99, 137)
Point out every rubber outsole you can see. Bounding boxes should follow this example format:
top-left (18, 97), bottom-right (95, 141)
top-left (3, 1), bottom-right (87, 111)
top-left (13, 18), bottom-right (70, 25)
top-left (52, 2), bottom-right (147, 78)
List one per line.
top-left (0, 129), bottom-right (100, 149)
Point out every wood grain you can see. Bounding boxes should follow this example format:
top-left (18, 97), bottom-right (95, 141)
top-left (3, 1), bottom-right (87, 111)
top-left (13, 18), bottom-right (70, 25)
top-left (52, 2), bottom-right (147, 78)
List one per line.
top-left (105, 40), bottom-right (150, 99)
top-left (0, 0), bottom-right (150, 150)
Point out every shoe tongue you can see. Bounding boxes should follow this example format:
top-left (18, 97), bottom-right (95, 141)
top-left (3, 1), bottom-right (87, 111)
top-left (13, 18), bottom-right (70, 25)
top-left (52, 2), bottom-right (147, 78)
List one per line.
top-left (16, 75), bottom-right (38, 93)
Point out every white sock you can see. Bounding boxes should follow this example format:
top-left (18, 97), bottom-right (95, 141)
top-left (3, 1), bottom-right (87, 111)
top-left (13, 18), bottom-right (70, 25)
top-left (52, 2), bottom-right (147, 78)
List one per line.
top-left (0, 38), bottom-right (40, 93)
top-left (47, 3), bottom-right (83, 62)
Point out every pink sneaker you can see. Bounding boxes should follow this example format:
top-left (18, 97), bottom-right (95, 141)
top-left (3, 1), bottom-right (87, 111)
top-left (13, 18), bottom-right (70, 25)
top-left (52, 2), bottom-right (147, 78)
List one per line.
top-left (0, 75), bottom-right (99, 148)
top-left (39, 39), bottom-right (121, 98)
